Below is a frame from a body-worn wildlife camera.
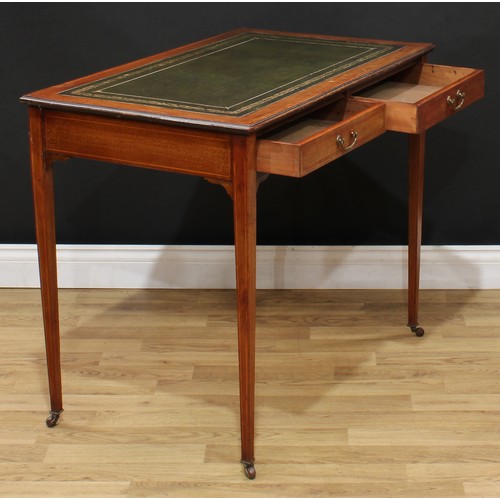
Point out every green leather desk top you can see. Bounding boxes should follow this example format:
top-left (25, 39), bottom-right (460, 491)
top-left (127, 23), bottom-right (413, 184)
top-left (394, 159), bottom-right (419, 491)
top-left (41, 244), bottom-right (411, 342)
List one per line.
top-left (61, 32), bottom-right (399, 117)
top-left (21, 29), bottom-right (434, 132)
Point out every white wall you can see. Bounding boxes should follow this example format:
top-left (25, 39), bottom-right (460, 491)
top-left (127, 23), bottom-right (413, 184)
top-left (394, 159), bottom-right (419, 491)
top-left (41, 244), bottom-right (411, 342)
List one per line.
top-left (2, 245), bottom-right (500, 289)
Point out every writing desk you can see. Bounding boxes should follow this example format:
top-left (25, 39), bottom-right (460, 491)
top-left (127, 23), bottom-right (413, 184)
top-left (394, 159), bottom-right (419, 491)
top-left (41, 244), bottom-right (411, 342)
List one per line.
top-left (21, 29), bottom-right (484, 479)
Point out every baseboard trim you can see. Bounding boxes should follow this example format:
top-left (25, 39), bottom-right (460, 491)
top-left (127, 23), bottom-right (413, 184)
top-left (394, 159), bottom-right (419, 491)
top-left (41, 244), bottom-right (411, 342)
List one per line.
top-left (1, 244), bottom-right (500, 289)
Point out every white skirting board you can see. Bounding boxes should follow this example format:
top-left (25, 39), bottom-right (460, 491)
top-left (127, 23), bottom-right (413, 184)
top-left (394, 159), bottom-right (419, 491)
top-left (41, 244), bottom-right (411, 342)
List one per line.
top-left (1, 244), bottom-right (500, 289)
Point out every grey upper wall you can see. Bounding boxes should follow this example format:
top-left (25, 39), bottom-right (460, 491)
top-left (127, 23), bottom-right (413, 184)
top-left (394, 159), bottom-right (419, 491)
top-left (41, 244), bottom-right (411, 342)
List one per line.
top-left (2, 3), bottom-right (498, 245)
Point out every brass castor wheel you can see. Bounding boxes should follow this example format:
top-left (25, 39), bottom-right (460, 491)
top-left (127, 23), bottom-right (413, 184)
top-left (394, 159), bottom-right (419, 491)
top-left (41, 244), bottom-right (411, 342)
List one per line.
top-left (242, 461), bottom-right (256, 480)
top-left (409, 324), bottom-right (425, 337)
top-left (46, 410), bottom-right (63, 428)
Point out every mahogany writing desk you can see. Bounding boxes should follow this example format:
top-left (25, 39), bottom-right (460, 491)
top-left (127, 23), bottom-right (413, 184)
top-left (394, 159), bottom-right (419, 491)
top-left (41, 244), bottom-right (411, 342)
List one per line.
top-left (21, 29), bottom-right (484, 479)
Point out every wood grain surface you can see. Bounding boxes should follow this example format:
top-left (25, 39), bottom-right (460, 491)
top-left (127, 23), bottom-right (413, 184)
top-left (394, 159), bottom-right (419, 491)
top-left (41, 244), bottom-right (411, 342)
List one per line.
top-left (2, 288), bottom-right (500, 496)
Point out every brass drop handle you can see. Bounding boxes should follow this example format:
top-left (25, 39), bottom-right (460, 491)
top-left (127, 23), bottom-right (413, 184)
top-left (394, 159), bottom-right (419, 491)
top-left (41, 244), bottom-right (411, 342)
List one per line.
top-left (336, 131), bottom-right (358, 151)
top-left (447, 89), bottom-right (465, 111)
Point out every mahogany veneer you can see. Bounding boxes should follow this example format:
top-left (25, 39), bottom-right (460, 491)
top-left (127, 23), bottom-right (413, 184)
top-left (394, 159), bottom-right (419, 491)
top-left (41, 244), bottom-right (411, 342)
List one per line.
top-left (21, 28), bottom-right (484, 479)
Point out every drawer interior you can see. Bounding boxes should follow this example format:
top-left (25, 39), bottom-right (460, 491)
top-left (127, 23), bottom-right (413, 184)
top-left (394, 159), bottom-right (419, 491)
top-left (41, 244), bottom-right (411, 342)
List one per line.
top-left (260, 99), bottom-right (373, 144)
top-left (262, 118), bottom-right (337, 144)
top-left (359, 81), bottom-right (441, 103)
top-left (357, 64), bottom-right (477, 103)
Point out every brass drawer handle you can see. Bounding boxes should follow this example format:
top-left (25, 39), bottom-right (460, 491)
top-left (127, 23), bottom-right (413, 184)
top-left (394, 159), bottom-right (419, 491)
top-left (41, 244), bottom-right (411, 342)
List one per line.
top-left (336, 131), bottom-right (358, 151)
top-left (447, 89), bottom-right (465, 111)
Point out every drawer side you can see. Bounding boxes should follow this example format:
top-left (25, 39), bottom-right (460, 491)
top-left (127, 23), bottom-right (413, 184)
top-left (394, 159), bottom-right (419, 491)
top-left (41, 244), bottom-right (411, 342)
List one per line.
top-left (44, 110), bottom-right (232, 180)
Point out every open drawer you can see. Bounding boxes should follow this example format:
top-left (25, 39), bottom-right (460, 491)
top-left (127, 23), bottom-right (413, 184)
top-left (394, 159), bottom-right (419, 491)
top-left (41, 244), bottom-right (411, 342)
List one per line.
top-left (355, 63), bottom-right (484, 133)
top-left (256, 99), bottom-right (385, 178)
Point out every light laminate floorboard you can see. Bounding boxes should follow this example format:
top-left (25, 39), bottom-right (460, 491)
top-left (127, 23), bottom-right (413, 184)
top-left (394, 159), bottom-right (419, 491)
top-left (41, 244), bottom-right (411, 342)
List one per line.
top-left (1, 288), bottom-right (500, 497)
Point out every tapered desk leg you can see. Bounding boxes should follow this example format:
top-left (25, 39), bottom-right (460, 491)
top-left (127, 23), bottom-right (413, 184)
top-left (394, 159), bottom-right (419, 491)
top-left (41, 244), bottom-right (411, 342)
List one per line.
top-left (232, 135), bottom-right (257, 479)
top-left (29, 107), bottom-right (64, 426)
top-left (408, 132), bottom-right (425, 338)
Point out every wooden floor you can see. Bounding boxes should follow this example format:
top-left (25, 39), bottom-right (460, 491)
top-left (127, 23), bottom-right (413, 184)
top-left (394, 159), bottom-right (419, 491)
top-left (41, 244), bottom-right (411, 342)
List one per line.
top-left (2, 288), bottom-right (500, 497)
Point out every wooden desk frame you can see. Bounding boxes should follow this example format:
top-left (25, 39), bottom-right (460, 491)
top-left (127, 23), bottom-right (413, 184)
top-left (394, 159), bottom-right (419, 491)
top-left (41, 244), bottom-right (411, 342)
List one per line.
top-left (22, 29), bottom-right (484, 480)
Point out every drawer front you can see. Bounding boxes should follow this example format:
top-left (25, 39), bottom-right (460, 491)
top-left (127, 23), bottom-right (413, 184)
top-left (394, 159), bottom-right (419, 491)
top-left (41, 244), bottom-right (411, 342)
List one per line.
top-left (256, 99), bottom-right (386, 177)
top-left (356, 63), bottom-right (484, 133)
top-left (415, 64), bottom-right (484, 132)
